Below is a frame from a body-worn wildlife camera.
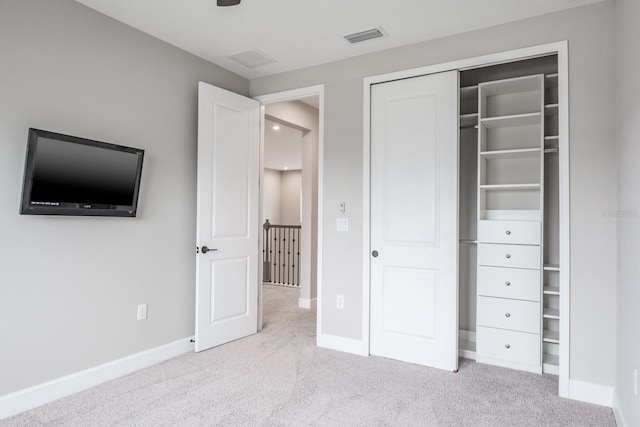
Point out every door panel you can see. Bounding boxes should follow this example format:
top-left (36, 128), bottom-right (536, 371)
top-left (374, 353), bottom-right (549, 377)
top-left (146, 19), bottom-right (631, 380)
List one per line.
top-left (384, 95), bottom-right (438, 245)
top-left (195, 82), bottom-right (260, 352)
top-left (370, 71), bottom-right (459, 370)
top-left (383, 266), bottom-right (438, 338)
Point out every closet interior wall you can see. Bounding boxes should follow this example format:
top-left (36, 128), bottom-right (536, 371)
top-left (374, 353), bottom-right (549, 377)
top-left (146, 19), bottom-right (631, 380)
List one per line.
top-left (458, 55), bottom-right (561, 374)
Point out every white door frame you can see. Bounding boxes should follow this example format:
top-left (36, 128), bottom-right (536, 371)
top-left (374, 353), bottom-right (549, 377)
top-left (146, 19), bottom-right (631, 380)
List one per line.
top-left (254, 85), bottom-right (324, 341)
top-left (363, 42), bottom-right (570, 396)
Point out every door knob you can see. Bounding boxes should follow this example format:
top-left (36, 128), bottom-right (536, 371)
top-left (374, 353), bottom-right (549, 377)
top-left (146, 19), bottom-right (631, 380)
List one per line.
top-left (201, 246), bottom-right (218, 254)
top-left (372, 250), bottom-right (379, 258)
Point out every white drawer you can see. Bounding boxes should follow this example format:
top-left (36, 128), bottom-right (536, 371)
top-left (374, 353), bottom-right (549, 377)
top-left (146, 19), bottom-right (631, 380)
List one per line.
top-left (478, 220), bottom-right (541, 245)
top-left (477, 326), bottom-right (540, 366)
top-left (477, 296), bottom-right (540, 333)
top-left (478, 266), bottom-right (541, 302)
top-left (477, 243), bottom-right (541, 269)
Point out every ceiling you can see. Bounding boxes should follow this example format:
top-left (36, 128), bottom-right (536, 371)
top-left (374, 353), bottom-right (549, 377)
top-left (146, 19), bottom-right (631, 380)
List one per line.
top-left (75, 0), bottom-right (602, 79)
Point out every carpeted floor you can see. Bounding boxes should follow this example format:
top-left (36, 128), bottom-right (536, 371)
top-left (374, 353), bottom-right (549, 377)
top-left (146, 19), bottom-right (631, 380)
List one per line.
top-left (3, 285), bottom-right (615, 426)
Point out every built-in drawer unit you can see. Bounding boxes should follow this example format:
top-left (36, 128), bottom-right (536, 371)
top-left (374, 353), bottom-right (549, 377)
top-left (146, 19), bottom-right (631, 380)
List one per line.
top-left (478, 220), bottom-right (541, 245)
top-left (477, 296), bottom-right (540, 333)
top-left (477, 326), bottom-right (541, 367)
top-left (477, 266), bottom-right (541, 302)
top-left (477, 243), bottom-right (541, 269)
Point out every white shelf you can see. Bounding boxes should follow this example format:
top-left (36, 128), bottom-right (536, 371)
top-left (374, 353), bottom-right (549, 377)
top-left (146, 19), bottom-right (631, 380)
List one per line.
top-left (480, 148), bottom-right (541, 159)
top-left (460, 113), bottom-right (478, 128)
top-left (482, 210), bottom-right (542, 221)
top-left (481, 112), bottom-right (542, 129)
top-left (543, 286), bottom-right (560, 295)
top-left (480, 183), bottom-right (541, 191)
top-left (543, 330), bottom-right (560, 344)
top-left (481, 74), bottom-right (543, 96)
top-left (543, 308), bottom-right (560, 319)
top-left (545, 74), bottom-right (559, 89)
top-left (545, 104), bottom-right (559, 116)
top-left (544, 135), bottom-right (559, 141)
top-left (460, 85), bottom-right (478, 100)
top-left (543, 264), bottom-right (560, 271)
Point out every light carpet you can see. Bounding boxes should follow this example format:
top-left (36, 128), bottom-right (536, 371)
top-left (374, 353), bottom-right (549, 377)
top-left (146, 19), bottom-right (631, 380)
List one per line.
top-left (3, 285), bottom-right (615, 426)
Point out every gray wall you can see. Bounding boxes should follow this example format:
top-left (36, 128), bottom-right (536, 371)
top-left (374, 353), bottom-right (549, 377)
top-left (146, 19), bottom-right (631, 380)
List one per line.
top-left (251, 1), bottom-right (618, 387)
top-left (263, 168), bottom-right (282, 224)
top-left (615, 0), bottom-right (640, 423)
top-left (0, 0), bottom-right (247, 395)
top-left (280, 170), bottom-right (302, 225)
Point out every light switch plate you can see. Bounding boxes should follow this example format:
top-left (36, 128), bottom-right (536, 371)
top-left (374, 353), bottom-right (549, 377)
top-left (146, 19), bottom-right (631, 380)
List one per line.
top-left (337, 218), bottom-right (349, 232)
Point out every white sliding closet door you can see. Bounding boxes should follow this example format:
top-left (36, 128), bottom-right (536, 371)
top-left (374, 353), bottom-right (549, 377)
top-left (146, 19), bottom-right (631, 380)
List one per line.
top-left (370, 71), bottom-right (459, 371)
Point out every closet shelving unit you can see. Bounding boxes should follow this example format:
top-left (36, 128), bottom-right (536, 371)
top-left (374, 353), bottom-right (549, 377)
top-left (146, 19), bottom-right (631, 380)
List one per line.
top-left (542, 72), bottom-right (561, 374)
top-left (475, 74), bottom-right (545, 374)
top-left (457, 57), bottom-right (561, 376)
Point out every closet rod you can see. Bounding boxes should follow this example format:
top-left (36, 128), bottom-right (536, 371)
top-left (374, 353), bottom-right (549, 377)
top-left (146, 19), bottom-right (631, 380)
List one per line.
top-left (459, 239), bottom-right (478, 244)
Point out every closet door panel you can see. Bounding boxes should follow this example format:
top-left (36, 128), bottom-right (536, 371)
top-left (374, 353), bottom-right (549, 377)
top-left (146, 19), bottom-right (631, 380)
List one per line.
top-left (370, 70), bottom-right (459, 372)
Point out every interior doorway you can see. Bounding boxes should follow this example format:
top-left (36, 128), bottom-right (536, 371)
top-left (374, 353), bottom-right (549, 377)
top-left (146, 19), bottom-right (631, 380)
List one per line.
top-left (255, 86), bottom-right (324, 335)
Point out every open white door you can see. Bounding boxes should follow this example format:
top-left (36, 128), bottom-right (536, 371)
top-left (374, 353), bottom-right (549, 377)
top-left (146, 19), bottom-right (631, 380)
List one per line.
top-left (369, 71), bottom-right (459, 371)
top-left (195, 82), bottom-right (260, 352)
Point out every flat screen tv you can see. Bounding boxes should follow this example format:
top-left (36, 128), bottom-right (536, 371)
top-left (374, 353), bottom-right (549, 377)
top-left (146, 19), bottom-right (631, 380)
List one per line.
top-left (20, 128), bottom-right (145, 217)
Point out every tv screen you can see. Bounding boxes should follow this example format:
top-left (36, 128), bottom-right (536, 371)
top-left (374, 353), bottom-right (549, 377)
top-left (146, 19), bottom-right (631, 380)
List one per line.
top-left (20, 128), bottom-right (145, 217)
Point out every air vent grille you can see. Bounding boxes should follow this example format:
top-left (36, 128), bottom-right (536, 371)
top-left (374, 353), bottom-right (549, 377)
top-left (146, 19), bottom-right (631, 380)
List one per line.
top-left (344, 27), bottom-right (385, 44)
top-left (228, 49), bottom-right (275, 69)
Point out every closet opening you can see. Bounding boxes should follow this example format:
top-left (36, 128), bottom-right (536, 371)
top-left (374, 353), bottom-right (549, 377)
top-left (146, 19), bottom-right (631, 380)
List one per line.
top-left (363, 42), bottom-right (569, 397)
top-left (457, 54), bottom-right (562, 376)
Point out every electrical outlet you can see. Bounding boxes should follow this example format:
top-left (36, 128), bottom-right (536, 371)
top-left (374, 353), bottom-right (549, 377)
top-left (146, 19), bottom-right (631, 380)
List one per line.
top-left (336, 295), bottom-right (344, 309)
top-left (137, 304), bottom-right (148, 320)
top-left (634, 368), bottom-right (638, 396)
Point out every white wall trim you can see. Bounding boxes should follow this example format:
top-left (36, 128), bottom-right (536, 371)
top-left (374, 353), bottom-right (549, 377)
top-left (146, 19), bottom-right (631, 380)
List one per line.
top-left (612, 390), bottom-right (628, 427)
top-left (254, 85), bottom-right (324, 348)
top-left (363, 41), bottom-right (570, 388)
top-left (556, 41), bottom-right (571, 399)
top-left (567, 380), bottom-right (614, 407)
top-left (0, 337), bottom-right (194, 420)
top-left (298, 297), bottom-right (317, 309)
top-left (317, 333), bottom-right (368, 356)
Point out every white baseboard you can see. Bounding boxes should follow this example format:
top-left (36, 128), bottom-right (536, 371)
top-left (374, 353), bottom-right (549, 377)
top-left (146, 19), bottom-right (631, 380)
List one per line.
top-left (612, 390), bottom-right (628, 427)
top-left (567, 379), bottom-right (614, 407)
top-left (458, 329), bottom-right (476, 360)
top-left (458, 329), bottom-right (476, 343)
top-left (298, 297), bottom-right (317, 309)
top-left (317, 333), bottom-right (368, 356)
top-left (0, 336), bottom-right (195, 420)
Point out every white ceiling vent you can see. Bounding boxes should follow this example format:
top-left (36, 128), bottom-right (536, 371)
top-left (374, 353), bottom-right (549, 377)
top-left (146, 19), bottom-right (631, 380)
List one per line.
top-left (344, 27), bottom-right (386, 44)
top-left (228, 49), bottom-right (275, 68)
